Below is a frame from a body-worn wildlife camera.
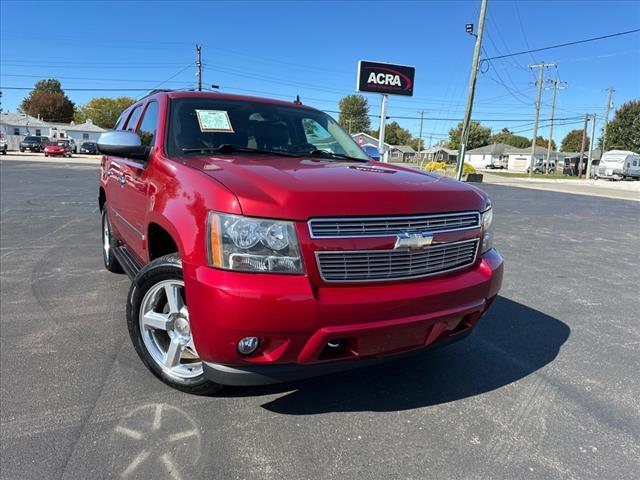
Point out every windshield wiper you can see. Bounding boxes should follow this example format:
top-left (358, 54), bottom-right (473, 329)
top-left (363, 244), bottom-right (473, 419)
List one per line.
top-left (181, 144), bottom-right (299, 157)
top-left (304, 149), bottom-right (368, 162)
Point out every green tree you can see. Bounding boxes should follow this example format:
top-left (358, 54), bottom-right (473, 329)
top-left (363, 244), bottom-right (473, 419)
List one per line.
top-left (447, 121), bottom-right (491, 150)
top-left (338, 94), bottom-right (370, 134)
top-left (20, 79), bottom-right (75, 122)
top-left (534, 136), bottom-right (557, 151)
top-left (560, 129), bottom-right (588, 152)
top-left (491, 128), bottom-right (530, 148)
top-left (601, 100), bottom-right (640, 152)
top-left (74, 97), bottom-right (136, 129)
top-left (368, 122), bottom-right (413, 146)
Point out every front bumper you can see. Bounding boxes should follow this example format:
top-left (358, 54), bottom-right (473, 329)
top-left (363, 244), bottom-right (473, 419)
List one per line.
top-left (184, 249), bottom-right (503, 385)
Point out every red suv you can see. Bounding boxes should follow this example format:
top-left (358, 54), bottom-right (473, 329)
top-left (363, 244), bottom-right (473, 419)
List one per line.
top-left (98, 91), bottom-right (503, 394)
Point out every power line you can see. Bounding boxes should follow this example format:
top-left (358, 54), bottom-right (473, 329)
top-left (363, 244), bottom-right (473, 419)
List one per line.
top-left (482, 28), bottom-right (640, 61)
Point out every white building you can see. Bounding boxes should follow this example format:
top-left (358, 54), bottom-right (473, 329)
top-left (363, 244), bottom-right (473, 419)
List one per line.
top-left (504, 146), bottom-right (549, 171)
top-left (465, 143), bottom-right (510, 169)
top-left (62, 119), bottom-right (106, 143)
top-left (0, 112), bottom-right (106, 151)
top-left (0, 112), bottom-right (52, 149)
top-left (465, 143), bottom-right (557, 172)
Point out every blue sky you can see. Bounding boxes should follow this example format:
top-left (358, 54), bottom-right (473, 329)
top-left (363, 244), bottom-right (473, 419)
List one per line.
top-left (1, 0), bottom-right (639, 146)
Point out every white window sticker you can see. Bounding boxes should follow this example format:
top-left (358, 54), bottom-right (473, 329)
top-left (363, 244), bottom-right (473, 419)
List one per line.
top-left (195, 110), bottom-right (234, 132)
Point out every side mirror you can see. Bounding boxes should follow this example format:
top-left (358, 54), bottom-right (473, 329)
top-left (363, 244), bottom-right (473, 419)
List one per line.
top-left (97, 130), bottom-right (149, 161)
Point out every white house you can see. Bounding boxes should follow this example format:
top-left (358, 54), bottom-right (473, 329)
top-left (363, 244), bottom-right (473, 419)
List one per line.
top-left (0, 112), bottom-right (106, 150)
top-left (63, 119), bottom-right (106, 143)
top-left (465, 143), bottom-right (559, 172)
top-left (504, 145), bottom-right (548, 171)
top-left (0, 112), bottom-right (52, 149)
top-left (465, 143), bottom-right (510, 169)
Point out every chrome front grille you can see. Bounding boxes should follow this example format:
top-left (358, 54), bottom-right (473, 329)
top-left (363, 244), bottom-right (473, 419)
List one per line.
top-left (316, 238), bottom-right (480, 282)
top-left (308, 212), bottom-right (481, 238)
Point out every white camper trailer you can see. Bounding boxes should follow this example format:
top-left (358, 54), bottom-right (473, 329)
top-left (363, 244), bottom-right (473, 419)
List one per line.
top-left (596, 150), bottom-right (640, 180)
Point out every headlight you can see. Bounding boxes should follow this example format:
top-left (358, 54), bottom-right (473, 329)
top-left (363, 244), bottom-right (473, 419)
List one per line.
top-left (207, 212), bottom-right (304, 274)
top-left (481, 204), bottom-right (494, 253)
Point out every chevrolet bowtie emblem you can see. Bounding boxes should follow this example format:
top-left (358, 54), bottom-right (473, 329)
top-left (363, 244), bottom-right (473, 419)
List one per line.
top-left (394, 232), bottom-right (434, 251)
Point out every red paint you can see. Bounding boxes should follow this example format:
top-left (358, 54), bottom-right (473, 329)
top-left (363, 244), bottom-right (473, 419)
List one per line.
top-left (44, 141), bottom-right (72, 157)
top-left (100, 91), bottom-right (503, 369)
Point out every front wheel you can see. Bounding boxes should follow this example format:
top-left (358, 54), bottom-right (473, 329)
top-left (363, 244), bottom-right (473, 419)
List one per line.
top-left (127, 253), bottom-right (222, 395)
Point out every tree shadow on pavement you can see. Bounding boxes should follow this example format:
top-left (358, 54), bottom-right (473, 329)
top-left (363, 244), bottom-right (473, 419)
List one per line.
top-left (224, 296), bottom-right (570, 414)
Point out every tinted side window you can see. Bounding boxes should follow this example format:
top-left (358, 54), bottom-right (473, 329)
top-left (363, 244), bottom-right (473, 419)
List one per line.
top-left (137, 102), bottom-right (158, 147)
top-left (125, 105), bottom-right (143, 131)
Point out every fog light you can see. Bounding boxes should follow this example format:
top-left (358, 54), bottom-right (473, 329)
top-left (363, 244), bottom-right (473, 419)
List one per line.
top-left (237, 336), bottom-right (260, 355)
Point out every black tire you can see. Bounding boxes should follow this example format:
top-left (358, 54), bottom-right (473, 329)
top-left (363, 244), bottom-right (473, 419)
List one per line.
top-left (101, 204), bottom-right (124, 274)
top-left (19, 148), bottom-right (24, 152)
top-left (127, 253), bottom-right (222, 395)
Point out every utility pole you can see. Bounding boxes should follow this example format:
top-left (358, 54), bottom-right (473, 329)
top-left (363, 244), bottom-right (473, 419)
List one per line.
top-left (417, 110), bottom-right (424, 157)
top-left (578, 114), bottom-right (589, 178)
top-left (455, 0), bottom-right (487, 180)
top-left (378, 94), bottom-right (388, 162)
top-left (528, 62), bottom-right (556, 178)
top-left (601, 86), bottom-right (614, 151)
top-left (545, 79), bottom-right (567, 168)
top-left (196, 44), bottom-right (202, 92)
top-left (586, 113), bottom-right (597, 179)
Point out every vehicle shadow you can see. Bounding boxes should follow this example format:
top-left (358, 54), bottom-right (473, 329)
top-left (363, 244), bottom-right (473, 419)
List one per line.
top-left (222, 296), bottom-right (570, 414)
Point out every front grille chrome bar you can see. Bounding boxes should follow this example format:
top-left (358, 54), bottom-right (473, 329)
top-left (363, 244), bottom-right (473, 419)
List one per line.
top-left (308, 211), bottom-right (481, 238)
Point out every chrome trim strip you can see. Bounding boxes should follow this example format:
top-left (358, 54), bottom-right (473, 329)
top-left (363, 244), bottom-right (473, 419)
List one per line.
top-left (110, 206), bottom-right (145, 240)
top-left (315, 238), bottom-right (480, 283)
top-left (308, 211), bottom-right (481, 238)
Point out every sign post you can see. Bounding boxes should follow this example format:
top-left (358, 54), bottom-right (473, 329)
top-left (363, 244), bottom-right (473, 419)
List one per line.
top-left (357, 60), bottom-right (415, 163)
top-left (378, 94), bottom-right (388, 160)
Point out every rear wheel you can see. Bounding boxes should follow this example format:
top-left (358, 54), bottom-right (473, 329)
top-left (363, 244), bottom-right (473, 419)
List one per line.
top-left (101, 204), bottom-right (124, 274)
top-left (127, 253), bottom-right (222, 395)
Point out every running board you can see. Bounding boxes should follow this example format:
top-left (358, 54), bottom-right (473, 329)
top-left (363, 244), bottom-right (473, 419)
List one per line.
top-left (113, 246), bottom-right (143, 280)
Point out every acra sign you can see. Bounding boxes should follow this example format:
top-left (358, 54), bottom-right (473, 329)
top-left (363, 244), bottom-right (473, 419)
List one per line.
top-left (357, 60), bottom-right (415, 96)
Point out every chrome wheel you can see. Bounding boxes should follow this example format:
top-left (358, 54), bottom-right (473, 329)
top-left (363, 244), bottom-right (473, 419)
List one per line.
top-left (139, 280), bottom-right (203, 380)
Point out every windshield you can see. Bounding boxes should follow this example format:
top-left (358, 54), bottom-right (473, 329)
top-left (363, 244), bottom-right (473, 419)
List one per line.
top-left (166, 97), bottom-right (369, 161)
top-left (24, 136), bottom-right (39, 142)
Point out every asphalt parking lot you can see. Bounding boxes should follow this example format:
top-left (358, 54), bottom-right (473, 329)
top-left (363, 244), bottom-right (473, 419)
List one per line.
top-left (1, 160), bottom-right (639, 480)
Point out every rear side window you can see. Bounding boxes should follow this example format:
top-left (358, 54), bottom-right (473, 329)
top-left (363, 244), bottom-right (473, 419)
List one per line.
top-left (125, 105), bottom-right (143, 131)
top-left (137, 102), bottom-right (158, 147)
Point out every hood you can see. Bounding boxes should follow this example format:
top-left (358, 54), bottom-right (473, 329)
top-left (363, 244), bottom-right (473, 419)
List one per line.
top-left (186, 155), bottom-right (488, 220)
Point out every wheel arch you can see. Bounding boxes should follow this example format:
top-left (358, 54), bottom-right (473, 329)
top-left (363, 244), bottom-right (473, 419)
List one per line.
top-left (147, 221), bottom-right (181, 261)
top-left (98, 187), bottom-right (106, 212)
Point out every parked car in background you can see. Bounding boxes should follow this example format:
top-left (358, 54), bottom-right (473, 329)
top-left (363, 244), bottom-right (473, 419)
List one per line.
top-left (0, 138), bottom-right (7, 155)
top-left (97, 90), bottom-right (503, 393)
top-left (527, 161), bottom-right (555, 174)
top-left (44, 139), bottom-right (73, 157)
top-left (595, 150), bottom-right (640, 180)
top-left (67, 138), bottom-right (78, 153)
top-left (19, 136), bottom-right (50, 152)
top-left (80, 141), bottom-right (99, 154)
top-left (484, 160), bottom-right (504, 170)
